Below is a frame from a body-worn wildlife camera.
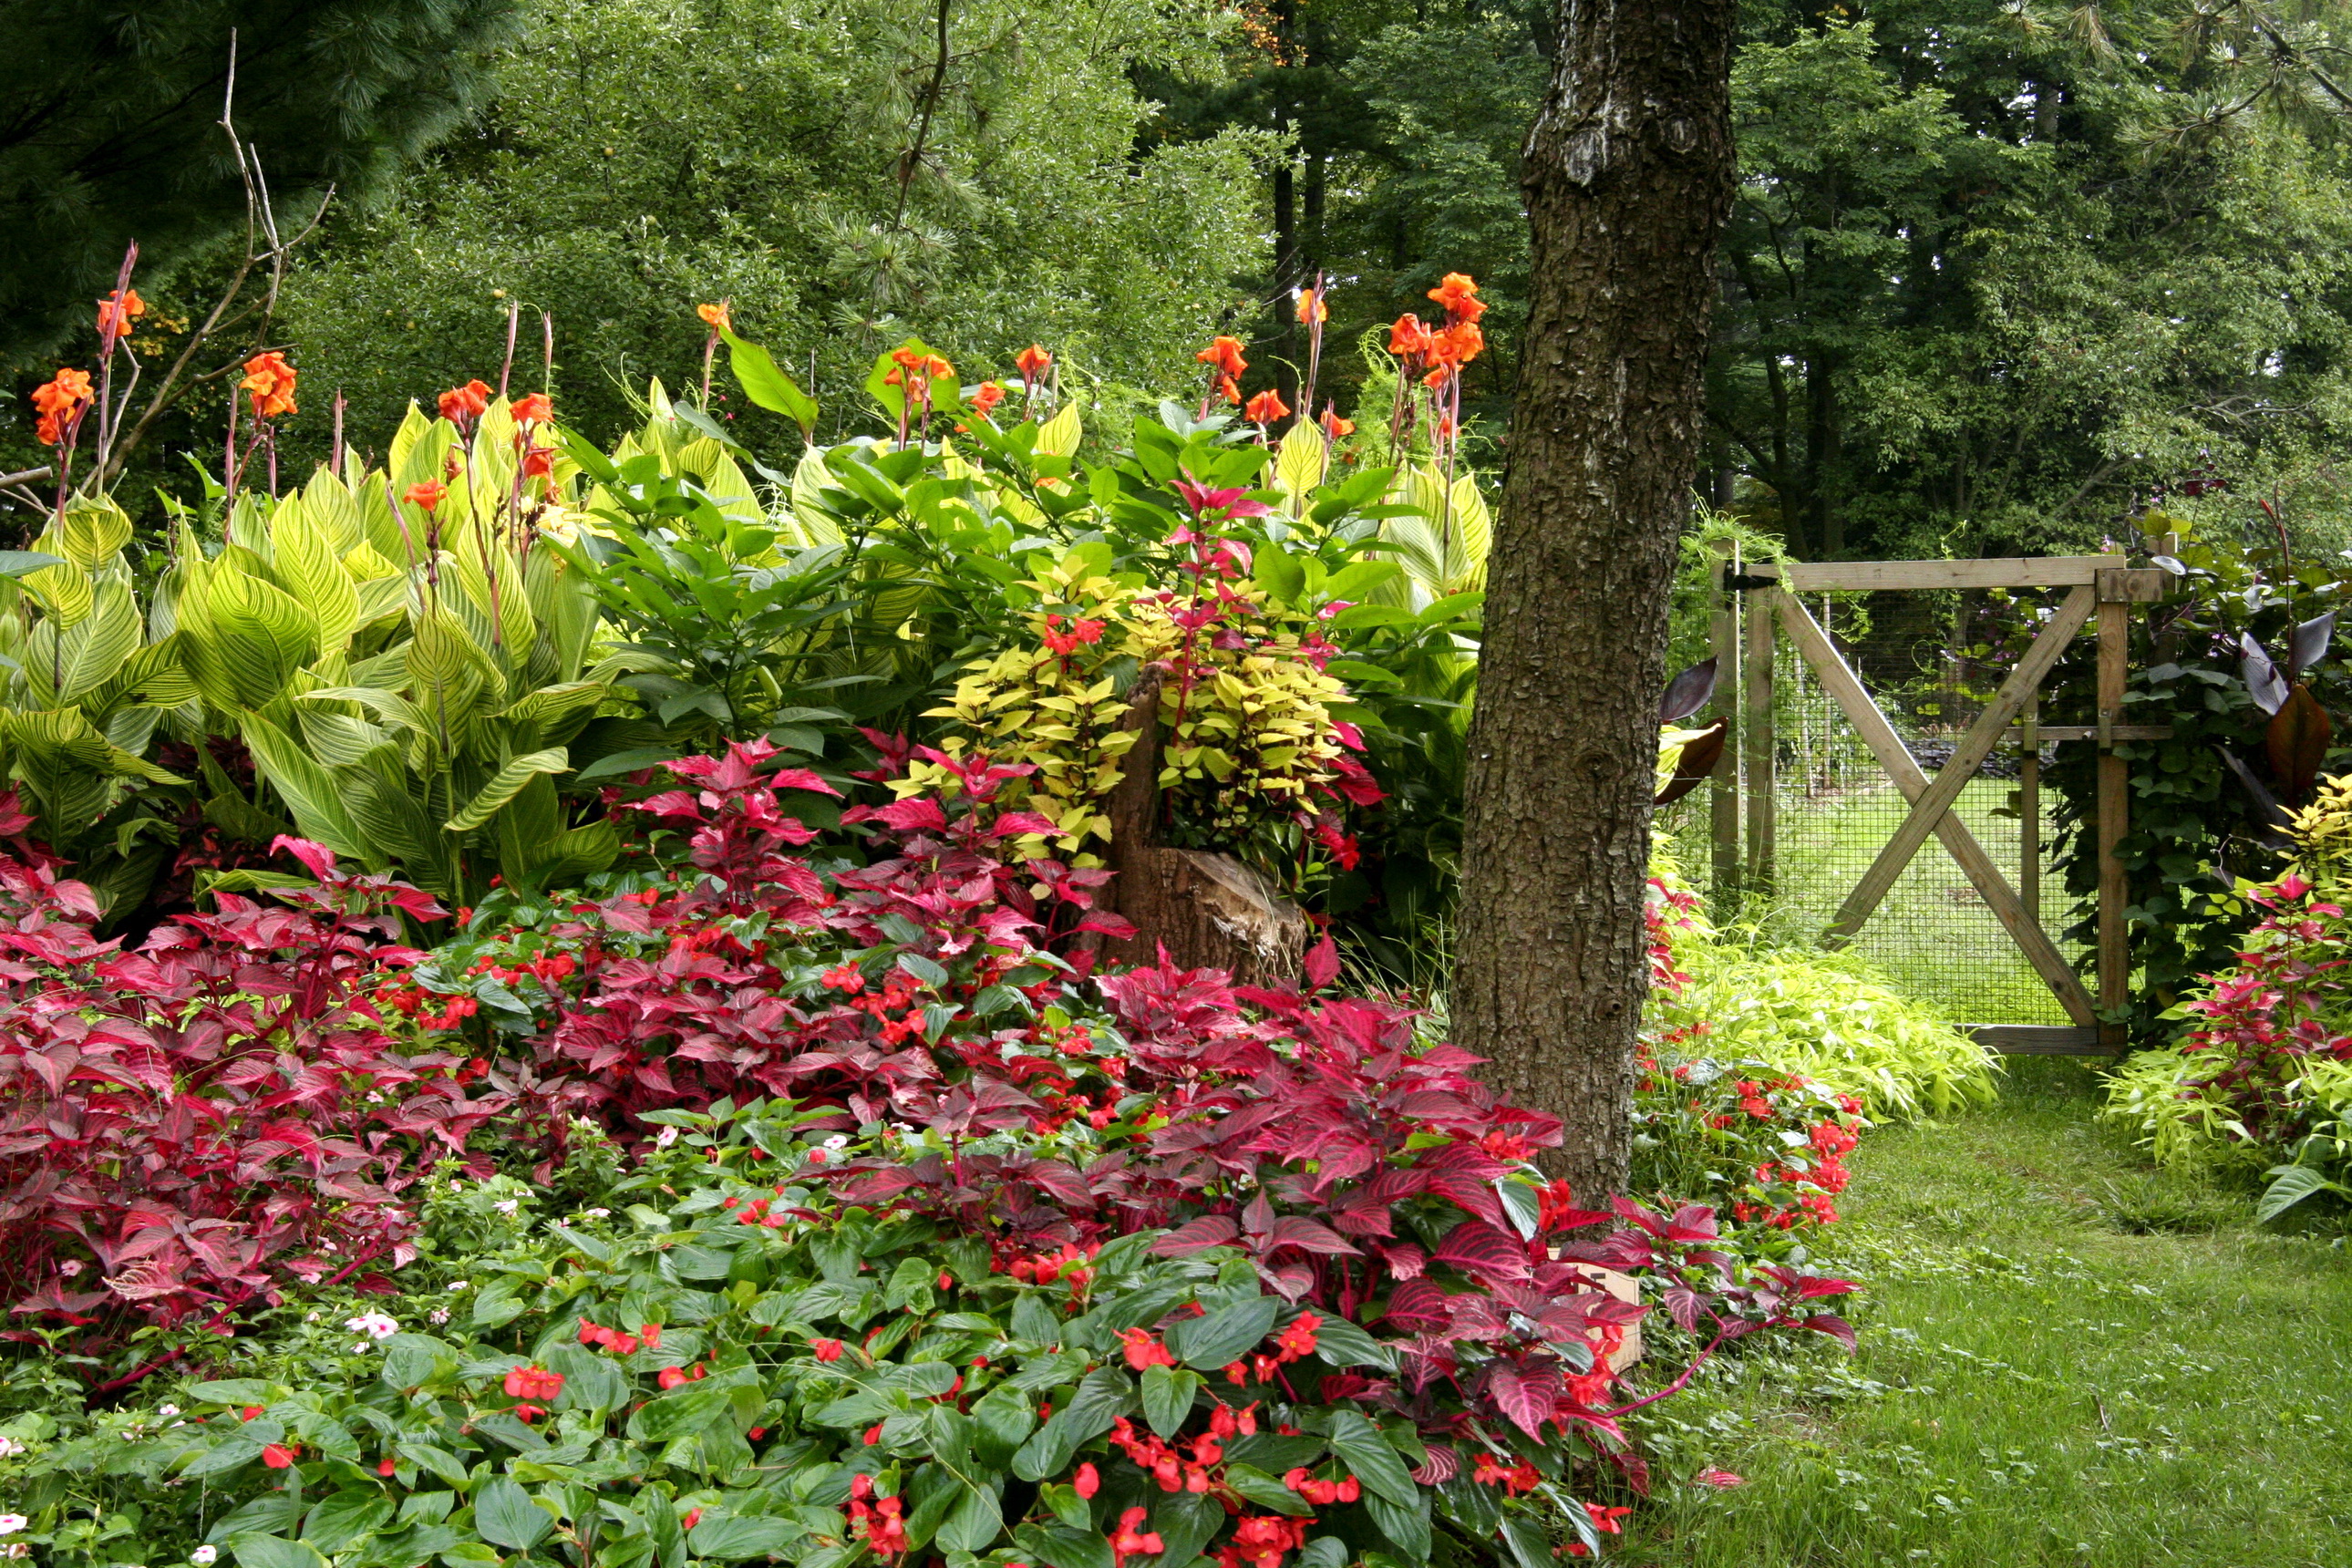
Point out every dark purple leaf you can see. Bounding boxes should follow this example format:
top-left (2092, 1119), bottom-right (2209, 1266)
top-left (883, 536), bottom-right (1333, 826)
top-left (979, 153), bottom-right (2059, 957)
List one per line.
top-left (1263, 1215), bottom-right (1361, 1255)
top-left (1303, 936), bottom-right (1339, 992)
top-left (1432, 1219), bottom-right (1532, 1281)
top-left (2268, 684), bottom-right (2335, 802)
top-left (1380, 1280), bottom-right (1454, 1331)
top-left (1657, 657), bottom-right (1718, 724)
top-left (1482, 1357), bottom-right (1562, 1439)
top-left (2217, 746), bottom-right (2296, 844)
top-left (1800, 1313), bottom-right (1857, 1349)
top-left (1150, 1215), bottom-right (1241, 1257)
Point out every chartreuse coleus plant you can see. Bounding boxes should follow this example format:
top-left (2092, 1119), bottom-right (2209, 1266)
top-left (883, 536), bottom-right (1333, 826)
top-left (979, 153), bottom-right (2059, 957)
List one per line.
top-left (916, 537), bottom-right (1378, 882)
top-left (8, 1102), bottom-right (1623, 1568)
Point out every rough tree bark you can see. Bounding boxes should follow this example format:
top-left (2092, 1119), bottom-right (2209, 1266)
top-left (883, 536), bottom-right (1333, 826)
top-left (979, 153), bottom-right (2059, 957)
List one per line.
top-left (1452, 0), bottom-right (1738, 1202)
top-left (1094, 675), bottom-right (1310, 986)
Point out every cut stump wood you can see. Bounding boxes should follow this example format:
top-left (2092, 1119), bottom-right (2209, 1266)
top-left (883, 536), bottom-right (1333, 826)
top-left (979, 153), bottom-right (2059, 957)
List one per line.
top-left (1094, 674), bottom-right (1309, 986)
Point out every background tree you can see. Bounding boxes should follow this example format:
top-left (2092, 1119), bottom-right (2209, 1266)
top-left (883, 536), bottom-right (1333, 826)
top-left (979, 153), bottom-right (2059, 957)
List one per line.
top-left (1710, 0), bottom-right (2352, 559)
top-left (1451, 0), bottom-right (1738, 1201)
top-left (0, 0), bottom-right (518, 369)
top-left (281, 0), bottom-right (1267, 449)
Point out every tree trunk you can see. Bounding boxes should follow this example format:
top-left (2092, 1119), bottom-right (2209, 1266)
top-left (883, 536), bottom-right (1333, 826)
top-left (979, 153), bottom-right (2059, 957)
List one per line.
top-left (1096, 675), bottom-right (1310, 986)
top-left (1452, 0), bottom-right (1737, 1203)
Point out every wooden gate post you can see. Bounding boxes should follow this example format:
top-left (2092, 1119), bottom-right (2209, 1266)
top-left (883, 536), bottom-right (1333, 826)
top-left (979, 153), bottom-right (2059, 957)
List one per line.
top-left (2095, 560), bottom-right (2164, 1050)
top-left (1745, 565), bottom-right (1775, 890)
top-left (1709, 539), bottom-right (1740, 902)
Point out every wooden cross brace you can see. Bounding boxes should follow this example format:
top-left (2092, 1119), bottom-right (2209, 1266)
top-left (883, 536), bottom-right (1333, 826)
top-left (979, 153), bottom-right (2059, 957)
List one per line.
top-left (1774, 587), bottom-right (2099, 1027)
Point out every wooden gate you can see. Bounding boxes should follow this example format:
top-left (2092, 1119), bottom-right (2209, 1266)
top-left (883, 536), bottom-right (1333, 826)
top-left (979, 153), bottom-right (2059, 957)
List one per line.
top-left (1705, 551), bottom-right (2171, 1056)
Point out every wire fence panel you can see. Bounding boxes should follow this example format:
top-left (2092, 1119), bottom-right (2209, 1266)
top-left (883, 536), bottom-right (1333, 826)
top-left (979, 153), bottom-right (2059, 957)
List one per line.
top-left (1660, 586), bottom-right (2089, 1026)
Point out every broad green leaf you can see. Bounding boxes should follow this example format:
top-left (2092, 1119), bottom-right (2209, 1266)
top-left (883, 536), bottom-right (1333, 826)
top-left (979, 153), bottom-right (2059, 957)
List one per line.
top-left (624, 1380), bottom-right (737, 1442)
top-left (240, 713), bottom-right (372, 861)
top-left (1362, 1487), bottom-right (1431, 1563)
top-left (1036, 403), bottom-right (1082, 459)
top-left (444, 747), bottom-right (570, 831)
top-left (1274, 420), bottom-right (1326, 501)
top-left (473, 1478), bottom-right (553, 1551)
top-left (1222, 1463), bottom-right (1314, 1516)
top-left (228, 1536), bottom-right (327, 1568)
top-left (689, 1515), bottom-right (805, 1561)
top-left (1140, 1364), bottom-right (1202, 1440)
top-left (302, 1494), bottom-right (392, 1553)
top-left (1326, 1410), bottom-right (1420, 1509)
top-left (935, 1483), bottom-right (1005, 1553)
top-left (720, 328), bottom-right (819, 436)
top-left (1166, 1294), bottom-right (1279, 1371)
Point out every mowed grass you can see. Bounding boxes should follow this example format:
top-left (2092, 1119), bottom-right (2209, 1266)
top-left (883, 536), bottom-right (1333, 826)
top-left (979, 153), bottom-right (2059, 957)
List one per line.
top-left (1614, 1057), bottom-right (2352, 1567)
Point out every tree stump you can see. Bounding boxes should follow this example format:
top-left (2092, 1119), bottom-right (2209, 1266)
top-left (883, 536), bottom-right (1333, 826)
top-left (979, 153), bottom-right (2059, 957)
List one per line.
top-left (1092, 674), bottom-right (1309, 986)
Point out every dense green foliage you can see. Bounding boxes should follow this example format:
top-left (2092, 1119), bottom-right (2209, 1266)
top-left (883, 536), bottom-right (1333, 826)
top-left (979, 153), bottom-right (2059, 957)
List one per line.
top-left (281, 0), bottom-right (1267, 449)
top-left (0, 0), bottom-right (519, 367)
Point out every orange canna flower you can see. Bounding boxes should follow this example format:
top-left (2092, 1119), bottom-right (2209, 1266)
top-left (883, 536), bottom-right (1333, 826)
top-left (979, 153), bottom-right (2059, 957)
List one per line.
top-left (1435, 320), bottom-right (1485, 366)
top-left (891, 347), bottom-right (923, 369)
top-left (1295, 286), bottom-right (1326, 325)
top-left (1388, 315), bottom-right (1434, 359)
top-left (33, 412), bottom-right (63, 446)
top-left (882, 366), bottom-right (906, 387)
top-left (696, 302), bottom-right (733, 333)
top-left (924, 355), bottom-right (954, 379)
top-left (1243, 389), bottom-right (1290, 426)
top-left (1422, 364), bottom-right (1456, 390)
top-left (30, 367), bottom-right (92, 419)
top-left (1016, 344), bottom-right (1053, 378)
top-left (521, 446), bottom-right (555, 480)
top-left (242, 352), bottom-right (298, 419)
top-left (1319, 407), bottom-right (1355, 439)
top-left (972, 382), bottom-right (1006, 415)
top-left (1217, 374), bottom-right (1242, 406)
top-left (404, 480), bottom-right (447, 511)
top-left (511, 392), bottom-right (554, 425)
top-left (438, 379), bottom-right (492, 425)
top-left (1428, 273), bottom-right (1484, 321)
top-left (1196, 335), bottom-right (1249, 378)
top-left (97, 288), bottom-right (146, 340)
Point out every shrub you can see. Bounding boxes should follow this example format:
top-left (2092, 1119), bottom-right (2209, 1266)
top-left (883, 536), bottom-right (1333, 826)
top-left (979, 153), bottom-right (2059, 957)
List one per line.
top-left (0, 1073), bottom-right (1852, 1568)
top-left (0, 830), bottom-right (517, 1327)
top-left (2102, 868), bottom-right (2352, 1216)
top-left (1645, 880), bottom-right (1996, 1120)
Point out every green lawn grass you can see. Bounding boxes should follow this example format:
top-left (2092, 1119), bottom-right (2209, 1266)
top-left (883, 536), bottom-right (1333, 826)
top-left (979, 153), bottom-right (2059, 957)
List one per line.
top-left (1614, 1057), bottom-right (2352, 1567)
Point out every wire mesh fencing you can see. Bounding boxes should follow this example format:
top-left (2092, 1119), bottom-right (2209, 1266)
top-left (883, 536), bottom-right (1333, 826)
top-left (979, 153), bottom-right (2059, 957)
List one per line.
top-left (1659, 586), bottom-right (2090, 1026)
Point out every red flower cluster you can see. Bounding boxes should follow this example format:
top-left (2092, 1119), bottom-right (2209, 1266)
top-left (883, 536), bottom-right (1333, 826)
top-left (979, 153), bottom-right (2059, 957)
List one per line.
top-left (502, 1365), bottom-right (564, 1400)
top-left (1222, 1311), bottom-right (1319, 1387)
top-left (1281, 1467), bottom-right (1359, 1504)
top-left (1109, 1507), bottom-right (1164, 1568)
top-left (29, 367), bottom-right (90, 447)
top-left (242, 352), bottom-right (298, 419)
top-left (1471, 1452), bottom-right (1541, 1494)
top-left (1042, 613), bottom-right (1106, 657)
top-left (847, 1474), bottom-right (908, 1556)
top-left (577, 1317), bottom-right (658, 1356)
top-left (1219, 1514), bottom-right (1306, 1568)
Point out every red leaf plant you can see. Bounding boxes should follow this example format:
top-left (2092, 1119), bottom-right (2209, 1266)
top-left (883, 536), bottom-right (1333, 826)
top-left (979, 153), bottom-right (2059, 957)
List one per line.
top-left (814, 933), bottom-right (1858, 1494)
top-left (0, 833), bottom-right (522, 1328)
top-left (462, 738), bottom-right (1136, 1132)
